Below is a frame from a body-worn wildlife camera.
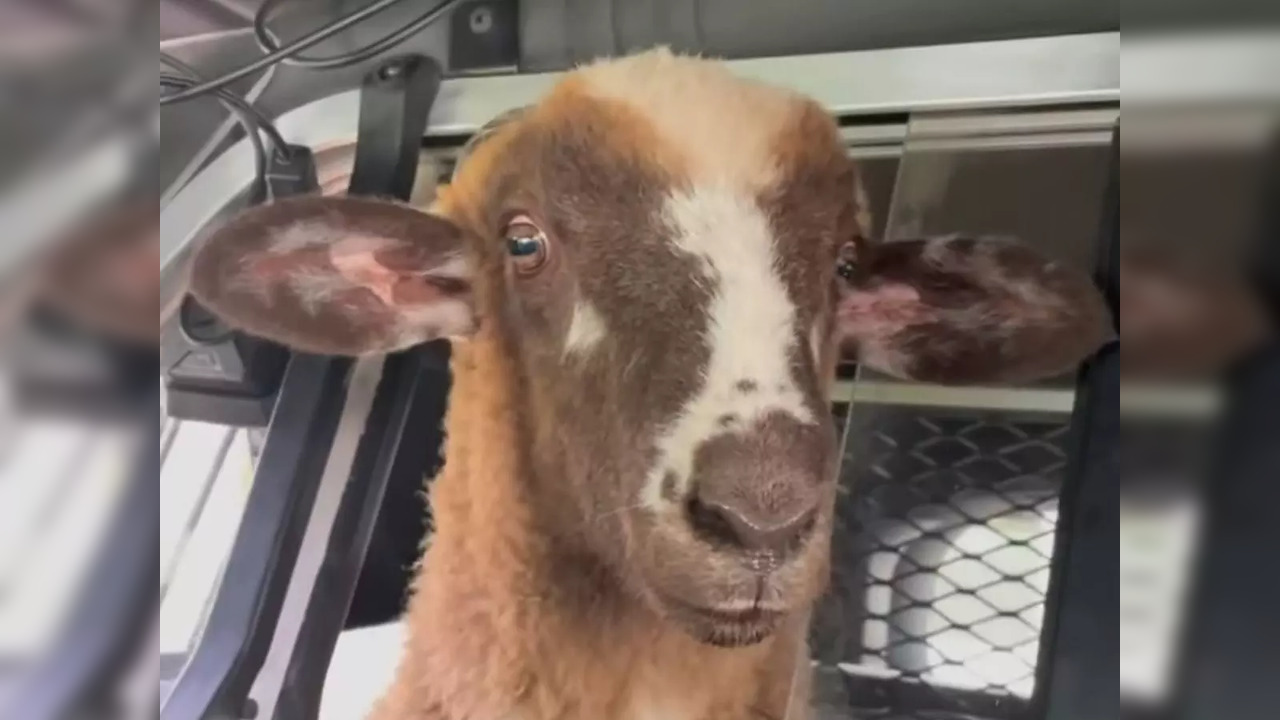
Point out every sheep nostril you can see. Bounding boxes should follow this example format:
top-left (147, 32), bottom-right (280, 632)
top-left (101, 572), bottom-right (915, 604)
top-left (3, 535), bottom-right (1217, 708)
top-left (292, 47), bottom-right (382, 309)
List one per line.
top-left (685, 495), bottom-right (817, 557)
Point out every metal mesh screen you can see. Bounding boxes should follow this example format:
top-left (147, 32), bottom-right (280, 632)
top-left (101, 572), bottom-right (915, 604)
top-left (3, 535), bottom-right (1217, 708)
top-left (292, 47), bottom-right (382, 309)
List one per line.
top-left (812, 401), bottom-right (1072, 719)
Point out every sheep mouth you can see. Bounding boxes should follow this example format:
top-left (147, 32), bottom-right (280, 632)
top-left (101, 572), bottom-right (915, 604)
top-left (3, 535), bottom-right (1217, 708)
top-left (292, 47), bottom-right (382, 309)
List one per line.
top-left (658, 596), bottom-right (785, 647)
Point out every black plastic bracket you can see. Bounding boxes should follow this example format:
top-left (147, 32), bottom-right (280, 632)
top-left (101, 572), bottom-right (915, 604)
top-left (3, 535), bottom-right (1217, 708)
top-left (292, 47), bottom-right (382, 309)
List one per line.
top-left (263, 144), bottom-right (319, 202)
top-left (447, 0), bottom-right (519, 74)
top-left (347, 55), bottom-right (442, 198)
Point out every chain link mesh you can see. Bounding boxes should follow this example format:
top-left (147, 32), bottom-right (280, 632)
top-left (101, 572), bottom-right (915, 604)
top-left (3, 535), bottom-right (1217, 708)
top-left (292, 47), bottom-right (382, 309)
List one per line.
top-left (812, 402), bottom-right (1071, 719)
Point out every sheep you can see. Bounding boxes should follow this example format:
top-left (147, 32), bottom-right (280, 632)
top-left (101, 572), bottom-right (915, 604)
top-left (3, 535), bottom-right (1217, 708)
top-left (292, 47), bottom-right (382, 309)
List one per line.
top-left (188, 48), bottom-right (1112, 720)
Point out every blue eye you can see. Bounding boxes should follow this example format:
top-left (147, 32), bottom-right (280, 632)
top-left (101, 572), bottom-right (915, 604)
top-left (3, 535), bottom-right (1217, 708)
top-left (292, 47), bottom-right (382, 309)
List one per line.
top-left (503, 216), bottom-right (549, 274)
top-left (508, 235), bottom-right (541, 257)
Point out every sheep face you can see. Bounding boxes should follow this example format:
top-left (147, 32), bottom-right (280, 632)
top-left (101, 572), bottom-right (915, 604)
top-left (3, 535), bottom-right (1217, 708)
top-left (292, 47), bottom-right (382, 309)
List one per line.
top-left (188, 50), bottom-right (1112, 648)
top-left (455, 60), bottom-right (856, 649)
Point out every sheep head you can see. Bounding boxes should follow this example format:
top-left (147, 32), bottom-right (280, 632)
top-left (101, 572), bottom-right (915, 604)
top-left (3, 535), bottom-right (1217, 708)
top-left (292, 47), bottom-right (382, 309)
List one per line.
top-left (189, 49), bottom-right (1111, 648)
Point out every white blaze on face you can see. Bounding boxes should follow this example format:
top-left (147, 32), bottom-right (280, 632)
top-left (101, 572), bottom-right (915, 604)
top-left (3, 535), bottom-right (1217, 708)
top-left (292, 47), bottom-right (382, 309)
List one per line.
top-left (564, 297), bottom-right (608, 356)
top-left (573, 48), bottom-right (830, 508)
top-left (642, 185), bottom-right (816, 509)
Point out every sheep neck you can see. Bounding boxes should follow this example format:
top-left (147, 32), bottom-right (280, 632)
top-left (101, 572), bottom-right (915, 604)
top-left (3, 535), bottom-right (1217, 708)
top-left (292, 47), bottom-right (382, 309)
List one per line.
top-left (371, 331), bottom-right (808, 720)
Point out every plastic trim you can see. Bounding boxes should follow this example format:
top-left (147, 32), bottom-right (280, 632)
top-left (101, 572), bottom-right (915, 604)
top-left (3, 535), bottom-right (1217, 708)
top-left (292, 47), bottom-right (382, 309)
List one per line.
top-left (161, 32), bottom-right (1120, 277)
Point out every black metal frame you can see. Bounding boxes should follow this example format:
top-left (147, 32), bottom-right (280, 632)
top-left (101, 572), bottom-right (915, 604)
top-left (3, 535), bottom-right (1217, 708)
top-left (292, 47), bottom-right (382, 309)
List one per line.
top-left (845, 676), bottom-right (1034, 719)
top-left (346, 54), bottom-right (442, 198)
top-left (160, 54), bottom-right (443, 720)
top-left (1033, 125), bottom-right (1120, 720)
top-left (160, 353), bottom-right (353, 720)
top-left (273, 342), bottom-right (451, 720)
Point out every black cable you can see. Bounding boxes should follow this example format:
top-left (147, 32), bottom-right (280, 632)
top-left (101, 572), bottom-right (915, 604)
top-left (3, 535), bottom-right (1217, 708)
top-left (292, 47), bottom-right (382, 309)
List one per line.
top-left (254, 0), bottom-right (461, 70)
top-left (157, 53), bottom-right (285, 147)
top-left (160, 52), bottom-right (297, 203)
top-left (159, 0), bottom-right (407, 104)
top-left (158, 0), bottom-right (460, 105)
top-left (160, 74), bottom-right (268, 200)
top-left (158, 74), bottom-right (289, 157)
top-left (159, 58), bottom-right (268, 200)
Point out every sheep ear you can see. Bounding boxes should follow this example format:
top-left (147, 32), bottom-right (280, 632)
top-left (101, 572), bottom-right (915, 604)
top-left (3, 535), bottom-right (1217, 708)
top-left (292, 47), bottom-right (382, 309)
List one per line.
top-left (189, 195), bottom-right (476, 356)
top-left (837, 235), bottom-right (1113, 385)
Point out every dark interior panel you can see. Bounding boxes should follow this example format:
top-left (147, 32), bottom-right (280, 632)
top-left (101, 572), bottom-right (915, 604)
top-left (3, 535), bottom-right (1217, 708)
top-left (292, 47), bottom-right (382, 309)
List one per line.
top-left (519, 0), bottom-right (1117, 71)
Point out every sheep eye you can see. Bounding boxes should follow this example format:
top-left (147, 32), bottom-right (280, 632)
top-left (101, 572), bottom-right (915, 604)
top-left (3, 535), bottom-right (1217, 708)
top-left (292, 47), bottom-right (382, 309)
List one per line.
top-left (836, 240), bottom-right (859, 282)
top-left (504, 215), bottom-right (549, 275)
